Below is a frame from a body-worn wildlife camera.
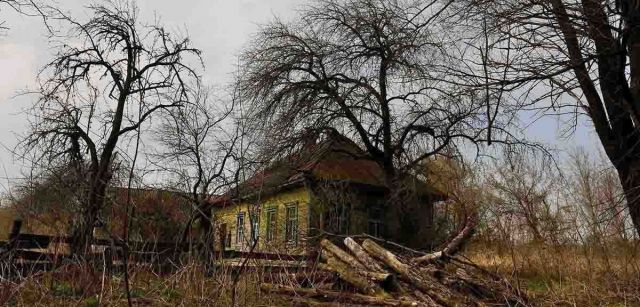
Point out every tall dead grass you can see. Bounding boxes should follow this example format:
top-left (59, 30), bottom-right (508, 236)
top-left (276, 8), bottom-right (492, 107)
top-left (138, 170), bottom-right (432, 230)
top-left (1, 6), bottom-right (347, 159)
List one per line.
top-left (2, 242), bottom-right (639, 306)
top-left (0, 259), bottom-right (298, 306)
top-left (466, 241), bottom-right (640, 306)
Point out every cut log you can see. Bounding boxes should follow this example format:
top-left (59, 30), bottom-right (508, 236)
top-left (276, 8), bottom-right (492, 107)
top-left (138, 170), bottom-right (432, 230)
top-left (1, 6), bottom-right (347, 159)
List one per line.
top-left (318, 262), bottom-right (392, 284)
top-left (261, 283), bottom-right (421, 306)
top-left (344, 237), bottom-right (385, 273)
top-left (263, 236), bottom-right (526, 307)
top-left (362, 239), bottom-right (410, 276)
top-left (320, 252), bottom-right (390, 298)
top-left (413, 251), bottom-right (442, 264)
top-left (321, 239), bottom-right (366, 270)
top-left (415, 213), bottom-right (477, 264)
top-left (362, 239), bottom-right (453, 306)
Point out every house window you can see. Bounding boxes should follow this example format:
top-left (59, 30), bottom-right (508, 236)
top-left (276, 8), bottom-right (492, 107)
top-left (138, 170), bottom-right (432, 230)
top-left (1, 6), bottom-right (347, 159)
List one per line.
top-left (236, 212), bottom-right (245, 244)
top-left (368, 206), bottom-right (384, 237)
top-left (265, 207), bottom-right (277, 242)
top-left (226, 231), bottom-right (232, 248)
top-left (220, 223), bottom-right (230, 248)
top-left (250, 211), bottom-right (260, 246)
top-left (324, 203), bottom-right (350, 235)
top-left (336, 204), bottom-right (350, 235)
top-left (285, 203), bottom-right (299, 245)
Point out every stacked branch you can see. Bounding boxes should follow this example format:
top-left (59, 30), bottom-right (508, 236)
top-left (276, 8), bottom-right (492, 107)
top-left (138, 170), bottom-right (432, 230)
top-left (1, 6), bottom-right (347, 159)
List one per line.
top-left (262, 217), bottom-right (526, 306)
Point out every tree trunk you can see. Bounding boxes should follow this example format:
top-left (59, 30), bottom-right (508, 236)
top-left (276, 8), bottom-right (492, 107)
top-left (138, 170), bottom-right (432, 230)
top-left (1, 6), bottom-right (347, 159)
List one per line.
top-left (197, 204), bottom-right (215, 272)
top-left (70, 172), bottom-right (109, 258)
top-left (383, 172), bottom-right (404, 244)
top-left (618, 165), bottom-right (640, 235)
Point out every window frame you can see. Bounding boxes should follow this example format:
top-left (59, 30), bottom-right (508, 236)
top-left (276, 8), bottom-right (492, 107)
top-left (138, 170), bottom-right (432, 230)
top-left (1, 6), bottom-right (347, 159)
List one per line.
top-left (336, 203), bottom-right (350, 235)
top-left (220, 223), bottom-right (231, 249)
top-left (265, 206), bottom-right (278, 242)
top-left (236, 212), bottom-right (245, 245)
top-left (285, 203), bottom-right (299, 246)
top-left (367, 206), bottom-right (384, 238)
top-left (225, 231), bottom-right (232, 248)
top-left (249, 210), bottom-right (260, 246)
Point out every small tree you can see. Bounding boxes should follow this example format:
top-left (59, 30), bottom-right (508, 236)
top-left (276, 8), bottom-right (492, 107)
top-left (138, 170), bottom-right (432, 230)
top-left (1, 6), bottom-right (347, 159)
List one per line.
top-left (154, 87), bottom-right (238, 262)
top-left (566, 150), bottom-right (631, 243)
top-left (485, 149), bottom-right (563, 244)
top-left (21, 1), bottom-right (202, 256)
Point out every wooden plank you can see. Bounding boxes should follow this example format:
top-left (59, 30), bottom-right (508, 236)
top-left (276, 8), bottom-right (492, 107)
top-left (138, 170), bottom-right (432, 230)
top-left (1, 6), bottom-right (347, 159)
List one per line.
top-left (9, 220), bottom-right (22, 239)
top-left (13, 234), bottom-right (51, 249)
top-left (14, 250), bottom-right (66, 262)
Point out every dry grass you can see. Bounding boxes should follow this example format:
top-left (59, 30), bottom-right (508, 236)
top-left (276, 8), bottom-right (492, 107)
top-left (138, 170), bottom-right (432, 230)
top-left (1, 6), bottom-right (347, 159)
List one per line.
top-left (466, 242), bottom-right (640, 306)
top-left (0, 208), bottom-right (17, 240)
top-left (2, 242), bottom-right (639, 306)
top-left (0, 261), bottom-right (293, 306)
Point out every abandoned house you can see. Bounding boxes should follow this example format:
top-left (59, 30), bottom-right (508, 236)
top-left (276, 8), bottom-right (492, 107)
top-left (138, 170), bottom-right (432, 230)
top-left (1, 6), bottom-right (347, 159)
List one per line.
top-left (209, 131), bottom-right (446, 256)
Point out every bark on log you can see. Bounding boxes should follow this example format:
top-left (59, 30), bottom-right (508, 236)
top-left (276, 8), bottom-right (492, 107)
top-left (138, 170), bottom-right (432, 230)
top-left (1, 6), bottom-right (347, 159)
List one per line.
top-left (264, 235), bottom-right (526, 306)
top-left (442, 213), bottom-right (476, 256)
top-left (344, 237), bottom-right (385, 273)
top-left (362, 239), bottom-right (453, 306)
top-left (321, 239), bottom-right (366, 270)
top-left (320, 251), bottom-right (390, 298)
top-left (362, 239), bottom-right (410, 276)
top-left (413, 251), bottom-right (442, 264)
top-left (318, 262), bottom-right (392, 284)
top-left (415, 212), bottom-right (477, 264)
top-left (261, 284), bottom-right (421, 306)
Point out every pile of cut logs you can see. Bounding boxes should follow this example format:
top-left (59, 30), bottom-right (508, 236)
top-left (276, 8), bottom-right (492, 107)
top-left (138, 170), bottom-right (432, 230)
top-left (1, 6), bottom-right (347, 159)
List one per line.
top-left (261, 236), bottom-right (527, 306)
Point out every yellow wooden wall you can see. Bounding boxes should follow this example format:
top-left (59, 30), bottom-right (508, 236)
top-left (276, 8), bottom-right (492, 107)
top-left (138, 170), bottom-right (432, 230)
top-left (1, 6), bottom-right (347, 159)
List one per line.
top-left (213, 187), bottom-right (310, 255)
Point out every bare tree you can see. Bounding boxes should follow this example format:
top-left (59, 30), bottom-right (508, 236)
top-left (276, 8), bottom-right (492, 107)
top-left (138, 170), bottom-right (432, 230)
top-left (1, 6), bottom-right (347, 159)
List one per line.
top-left (20, 1), bottom-right (202, 256)
top-left (565, 149), bottom-right (632, 243)
top-left (460, 0), bottom-right (640, 235)
top-left (238, 0), bottom-right (521, 243)
top-left (154, 87), bottom-right (239, 264)
top-left (484, 149), bottom-right (564, 244)
top-left (0, 0), bottom-right (57, 33)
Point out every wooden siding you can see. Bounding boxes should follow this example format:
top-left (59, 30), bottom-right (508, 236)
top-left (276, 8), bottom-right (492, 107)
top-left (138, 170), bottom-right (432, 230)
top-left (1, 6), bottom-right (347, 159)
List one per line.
top-left (213, 187), bottom-right (310, 255)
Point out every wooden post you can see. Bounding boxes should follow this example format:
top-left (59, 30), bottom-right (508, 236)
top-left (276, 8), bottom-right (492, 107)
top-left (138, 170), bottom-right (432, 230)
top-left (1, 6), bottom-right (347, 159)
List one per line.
top-left (104, 246), bottom-right (114, 276)
top-left (5, 219), bottom-right (22, 279)
top-left (9, 220), bottom-right (22, 240)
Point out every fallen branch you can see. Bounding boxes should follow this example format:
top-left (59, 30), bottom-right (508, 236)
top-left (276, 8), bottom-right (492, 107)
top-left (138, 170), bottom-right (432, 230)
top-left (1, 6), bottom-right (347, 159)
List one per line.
top-left (415, 212), bottom-right (478, 264)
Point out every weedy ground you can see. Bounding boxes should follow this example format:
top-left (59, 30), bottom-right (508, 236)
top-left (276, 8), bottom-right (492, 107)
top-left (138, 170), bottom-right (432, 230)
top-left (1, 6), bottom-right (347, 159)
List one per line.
top-left (1, 243), bottom-right (639, 306)
top-left (1, 263), bottom-right (290, 306)
top-left (467, 242), bottom-right (640, 306)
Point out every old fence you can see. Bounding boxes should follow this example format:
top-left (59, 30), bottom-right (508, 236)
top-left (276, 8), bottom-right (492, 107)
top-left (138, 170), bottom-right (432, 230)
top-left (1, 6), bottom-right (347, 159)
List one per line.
top-left (0, 220), bottom-right (307, 278)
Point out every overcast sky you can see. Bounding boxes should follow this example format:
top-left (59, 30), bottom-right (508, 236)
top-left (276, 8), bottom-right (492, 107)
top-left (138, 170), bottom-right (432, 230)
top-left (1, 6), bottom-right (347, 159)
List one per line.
top-left (0, 0), bottom-right (604, 193)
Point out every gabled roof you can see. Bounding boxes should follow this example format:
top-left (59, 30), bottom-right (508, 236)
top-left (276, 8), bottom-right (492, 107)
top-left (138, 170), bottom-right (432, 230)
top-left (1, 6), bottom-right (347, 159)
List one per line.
top-left (210, 131), bottom-right (444, 207)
